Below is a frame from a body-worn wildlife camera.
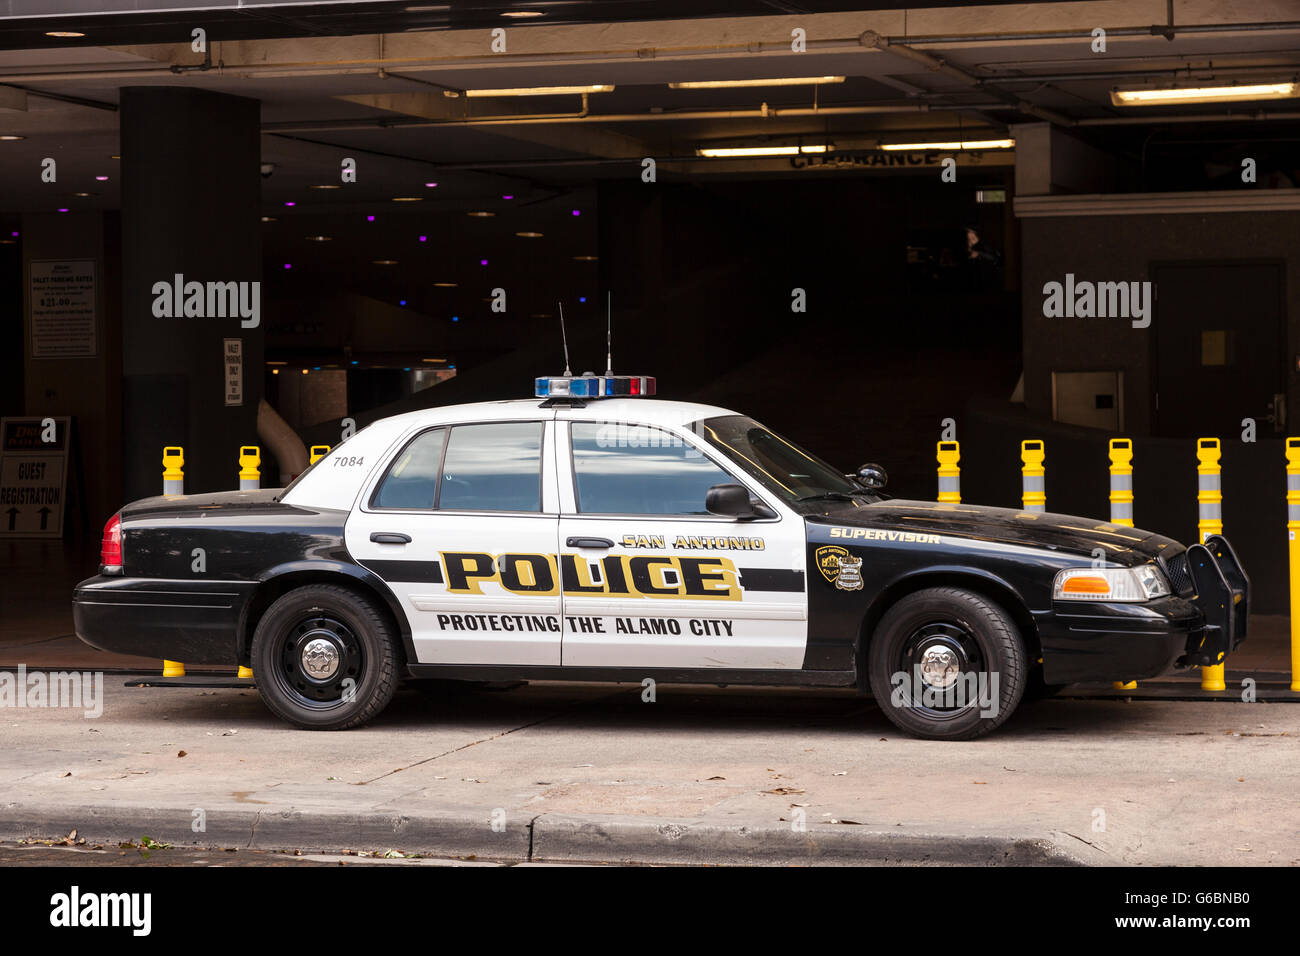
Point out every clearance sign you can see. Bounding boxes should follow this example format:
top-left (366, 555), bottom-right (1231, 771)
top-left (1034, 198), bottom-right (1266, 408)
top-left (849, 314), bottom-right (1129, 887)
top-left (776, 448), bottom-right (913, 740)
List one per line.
top-left (0, 417), bottom-right (70, 537)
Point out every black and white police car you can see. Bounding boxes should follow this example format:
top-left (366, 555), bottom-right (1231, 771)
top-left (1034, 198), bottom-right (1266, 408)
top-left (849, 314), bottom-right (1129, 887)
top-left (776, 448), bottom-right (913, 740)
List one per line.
top-left (74, 373), bottom-right (1248, 739)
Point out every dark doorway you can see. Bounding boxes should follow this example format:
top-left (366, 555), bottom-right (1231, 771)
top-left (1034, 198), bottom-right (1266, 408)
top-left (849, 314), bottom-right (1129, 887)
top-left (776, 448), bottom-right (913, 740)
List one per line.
top-left (1153, 261), bottom-right (1286, 439)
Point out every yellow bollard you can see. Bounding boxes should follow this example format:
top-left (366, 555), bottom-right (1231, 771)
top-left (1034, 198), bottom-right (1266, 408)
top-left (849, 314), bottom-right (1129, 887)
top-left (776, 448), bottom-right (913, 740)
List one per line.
top-left (1020, 440), bottom-right (1046, 513)
top-left (937, 441), bottom-right (961, 503)
top-left (309, 445), bottom-right (331, 465)
top-left (162, 660), bottom-right (185, 677)
top-left (239, 445), bottom-right (261, 491)
top-left (1108, 439), bottom-right (1134, 527)
top-left (1109, 438), bottom-right (1138, 689)
top-left (237, 666), bottom-right (254, 679)
top-left (1287, 439), bottom-right (1300, 691)
top-left (162, 446), bottom-right (184, 496)
top-left (1197, 437), bottom-right (1226, 691)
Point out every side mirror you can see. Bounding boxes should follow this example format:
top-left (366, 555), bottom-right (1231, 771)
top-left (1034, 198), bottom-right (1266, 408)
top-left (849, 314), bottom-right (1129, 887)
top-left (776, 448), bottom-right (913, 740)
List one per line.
top-left (855, 463), bottom-right (888, 490)
top-left (706, 483), bottom-right (757, 519)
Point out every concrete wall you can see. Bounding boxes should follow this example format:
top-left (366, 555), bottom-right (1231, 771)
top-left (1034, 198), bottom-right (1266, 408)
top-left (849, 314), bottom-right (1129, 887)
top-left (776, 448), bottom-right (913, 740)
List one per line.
top-left (1020, 208), bottom-right (1300, 436)
top-left (20, 211), bottom-right (122, 533)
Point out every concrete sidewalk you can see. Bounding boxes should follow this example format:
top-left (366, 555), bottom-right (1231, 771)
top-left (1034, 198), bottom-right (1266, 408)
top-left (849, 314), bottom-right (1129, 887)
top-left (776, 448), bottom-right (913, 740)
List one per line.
top-left (0, 681), bottom-right (1296, 866)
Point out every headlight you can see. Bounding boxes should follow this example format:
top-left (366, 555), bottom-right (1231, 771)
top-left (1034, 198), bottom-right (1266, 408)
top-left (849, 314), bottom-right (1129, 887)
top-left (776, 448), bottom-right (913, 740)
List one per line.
top-left (1053, 565), bottom-right (1171, 602)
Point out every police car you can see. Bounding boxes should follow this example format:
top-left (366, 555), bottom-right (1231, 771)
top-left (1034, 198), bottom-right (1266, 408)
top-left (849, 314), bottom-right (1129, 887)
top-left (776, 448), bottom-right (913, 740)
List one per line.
top-left (73, 373), bottom-right (1248, 740)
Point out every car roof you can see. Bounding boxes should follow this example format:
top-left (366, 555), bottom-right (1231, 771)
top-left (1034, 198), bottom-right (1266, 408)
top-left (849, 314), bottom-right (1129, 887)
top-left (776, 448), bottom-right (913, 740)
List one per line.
top-left (371, 397), bottom-right (743, 430)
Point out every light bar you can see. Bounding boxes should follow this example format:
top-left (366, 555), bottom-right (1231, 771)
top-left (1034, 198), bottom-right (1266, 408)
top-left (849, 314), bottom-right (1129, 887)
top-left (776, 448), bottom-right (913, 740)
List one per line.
top-left (463, 85), bottom-right (614, 98)
top-left (697, 144), bottom-right (828, 158)
top-left (880, 139), bottom-right (1014, 151)
top-left (1110, 82), bottom-right (1298, 106)
top-left (670, 76), bottom-right (845, 89)
top-left (535, 375), bottom-right (657, 399)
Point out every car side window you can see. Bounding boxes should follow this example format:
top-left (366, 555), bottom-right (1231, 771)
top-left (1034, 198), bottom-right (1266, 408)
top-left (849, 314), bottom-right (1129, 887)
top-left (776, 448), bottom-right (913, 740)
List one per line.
top-left (570, 421), bottom-right (737, 515)
top-left (372, 427), bottom-right (447, 509)
top-left (437, 421), bottom-right (544, 513)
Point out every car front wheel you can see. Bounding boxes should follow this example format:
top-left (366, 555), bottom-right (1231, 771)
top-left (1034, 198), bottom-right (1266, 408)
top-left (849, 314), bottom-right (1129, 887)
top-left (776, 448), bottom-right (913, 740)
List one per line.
top-left (251, 584), bottom-right (399, 730)
top-left (866, 587), bottom-right (1027, 740)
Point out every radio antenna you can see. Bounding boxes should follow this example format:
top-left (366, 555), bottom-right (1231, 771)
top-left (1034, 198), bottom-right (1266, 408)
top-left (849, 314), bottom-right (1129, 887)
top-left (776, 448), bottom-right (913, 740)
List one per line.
top-left (604, 291), bottom-right (613, 376)
top-left (558, 302), bottom-right (572, 376)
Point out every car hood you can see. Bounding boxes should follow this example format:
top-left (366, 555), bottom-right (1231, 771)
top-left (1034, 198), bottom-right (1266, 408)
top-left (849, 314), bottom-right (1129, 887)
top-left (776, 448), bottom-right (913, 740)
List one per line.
top-left (806, 498), bottom-right (1184, 564)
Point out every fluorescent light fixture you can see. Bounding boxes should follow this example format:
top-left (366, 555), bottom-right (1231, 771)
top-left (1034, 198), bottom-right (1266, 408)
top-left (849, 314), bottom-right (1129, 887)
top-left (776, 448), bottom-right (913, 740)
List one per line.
top-left (516, 231), bottom-right (543, 238)
top-left (463, 84), bottom-right (614, 98)
top-left (45, 31), bottom-right (85, 38)
top-left (500, 10), bottom-right (544, 16)
top-left (1111, 82), bottom-right (1298, 106)
top-left (879, 139), bottom-right (1014, 151)
top-left (696, 144), bottom-right (829, 158)
top-left (670, 76), bottom-right (844, 90)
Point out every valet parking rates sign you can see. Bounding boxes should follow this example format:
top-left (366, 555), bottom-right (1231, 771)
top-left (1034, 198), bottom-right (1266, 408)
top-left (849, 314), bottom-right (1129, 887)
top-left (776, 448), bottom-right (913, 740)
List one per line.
top-left (0, 417), bottom-right (71, 537)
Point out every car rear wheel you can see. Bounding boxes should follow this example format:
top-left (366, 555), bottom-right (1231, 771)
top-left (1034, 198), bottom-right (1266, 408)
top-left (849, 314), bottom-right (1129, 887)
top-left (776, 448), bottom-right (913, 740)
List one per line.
top-left (866, 587), bottom-right (1027, 740)
top-left (251, 584), bottom-right (399, 730)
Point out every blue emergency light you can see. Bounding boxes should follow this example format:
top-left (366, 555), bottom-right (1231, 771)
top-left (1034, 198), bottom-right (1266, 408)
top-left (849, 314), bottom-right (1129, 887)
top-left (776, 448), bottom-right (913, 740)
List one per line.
top-left (535, 374), bottom-right (657, 398)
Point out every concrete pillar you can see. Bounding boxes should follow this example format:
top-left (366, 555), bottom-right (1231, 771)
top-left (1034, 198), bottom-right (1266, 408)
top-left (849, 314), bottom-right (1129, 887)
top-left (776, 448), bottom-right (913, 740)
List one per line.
top-left (120, 87), bottom-right (263, 501)
top-left (1011, 122), bottom-right (1130, 196)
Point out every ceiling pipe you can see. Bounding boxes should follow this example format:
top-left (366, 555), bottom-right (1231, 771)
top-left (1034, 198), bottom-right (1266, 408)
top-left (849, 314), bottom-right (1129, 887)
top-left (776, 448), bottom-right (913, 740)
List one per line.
top-left (1075, 110), bottom-right (1300, 126)
top-left (898, 21), bottom-right (1300, 46)
top-left (3, 17), bottom-right (1300, 84)
top-left (980, 63), bottom-right (1300, 85)
top-left (859, 30), bottom-right (1076, 127)
top-left (261, 101), bottom-right (999, 134)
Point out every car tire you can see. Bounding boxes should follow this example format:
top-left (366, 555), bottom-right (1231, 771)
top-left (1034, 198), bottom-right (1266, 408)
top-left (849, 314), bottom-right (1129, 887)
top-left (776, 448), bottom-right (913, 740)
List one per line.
top-left (866, 587), bottom-right (1027, 740)
top-left (251, 584), bottom-right (399, 730)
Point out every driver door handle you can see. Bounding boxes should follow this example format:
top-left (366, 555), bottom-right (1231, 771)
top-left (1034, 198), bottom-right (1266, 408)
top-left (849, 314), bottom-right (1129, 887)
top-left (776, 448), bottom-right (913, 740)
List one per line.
top-left (370, 532), bottom-right (411, 544)
top-left (566, 536), bottom-right (614, 549)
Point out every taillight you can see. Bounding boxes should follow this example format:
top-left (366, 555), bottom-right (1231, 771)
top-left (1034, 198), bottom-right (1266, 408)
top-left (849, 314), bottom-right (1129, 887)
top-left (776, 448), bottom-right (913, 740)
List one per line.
top-left (101, 512), bottom-right (122, 571)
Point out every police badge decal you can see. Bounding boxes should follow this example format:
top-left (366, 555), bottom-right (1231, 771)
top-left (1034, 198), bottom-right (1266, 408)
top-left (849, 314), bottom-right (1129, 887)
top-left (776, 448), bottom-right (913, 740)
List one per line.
top-left (814, 545), bottom-right (864, 591)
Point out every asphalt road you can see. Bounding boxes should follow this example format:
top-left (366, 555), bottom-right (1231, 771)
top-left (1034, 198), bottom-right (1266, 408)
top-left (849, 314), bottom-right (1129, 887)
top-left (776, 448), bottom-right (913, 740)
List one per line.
top-left (0, 679), bottom-right (1296, 866)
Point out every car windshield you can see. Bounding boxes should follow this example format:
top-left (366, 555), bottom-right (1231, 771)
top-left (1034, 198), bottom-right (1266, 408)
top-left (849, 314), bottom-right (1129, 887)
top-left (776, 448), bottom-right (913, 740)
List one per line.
top-left (694, 415), bottom-right (868, 504)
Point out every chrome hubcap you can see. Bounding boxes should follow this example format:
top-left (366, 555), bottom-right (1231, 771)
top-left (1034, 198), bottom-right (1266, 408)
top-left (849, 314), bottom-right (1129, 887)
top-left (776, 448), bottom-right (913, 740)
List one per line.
top-left (918, 643), bottom-right (961, 690)
top-left (301, 636), bottom-right (341, 680)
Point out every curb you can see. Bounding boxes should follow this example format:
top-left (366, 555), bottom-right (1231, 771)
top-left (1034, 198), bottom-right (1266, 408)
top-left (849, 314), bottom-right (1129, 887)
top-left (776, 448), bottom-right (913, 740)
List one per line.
top-left (0, 803), bottom-right (1106, 866)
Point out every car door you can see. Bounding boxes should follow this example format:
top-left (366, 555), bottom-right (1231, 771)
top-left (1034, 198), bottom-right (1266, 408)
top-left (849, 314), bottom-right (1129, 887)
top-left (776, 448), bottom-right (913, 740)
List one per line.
top-left (553, 414), bottom-right (807, 670)
top-left (346, 415), bottom-right (562, 665)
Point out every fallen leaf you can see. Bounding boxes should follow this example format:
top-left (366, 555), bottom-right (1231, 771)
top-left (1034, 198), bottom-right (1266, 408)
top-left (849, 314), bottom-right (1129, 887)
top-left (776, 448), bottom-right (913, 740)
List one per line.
top-left (706, 776), bottom-right (726, 781)
top-left (763, 786), bottom-right (806, 795)
top-left (972, 781), bottom-right (987, 785)
top-left (60, 772), bottom-right (71, 778)
top-left (177, 750), bottom-right (187, 758)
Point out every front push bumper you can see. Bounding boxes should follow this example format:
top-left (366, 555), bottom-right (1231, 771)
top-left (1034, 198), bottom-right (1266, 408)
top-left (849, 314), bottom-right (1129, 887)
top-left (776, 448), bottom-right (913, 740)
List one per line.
top-left (1036, 535), bottom-right (1249, 685)
top-left (1179, 535), bottom-right (1249, 668)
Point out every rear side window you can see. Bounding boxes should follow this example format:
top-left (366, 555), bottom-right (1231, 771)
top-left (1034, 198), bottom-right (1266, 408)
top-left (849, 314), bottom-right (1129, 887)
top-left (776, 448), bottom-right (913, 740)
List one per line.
top-left (372, 428), bottom-right (446, 509)
top-left (570, 421), bottom-right (735, 515)
top-left (437, 421), bottom-right (544, 512)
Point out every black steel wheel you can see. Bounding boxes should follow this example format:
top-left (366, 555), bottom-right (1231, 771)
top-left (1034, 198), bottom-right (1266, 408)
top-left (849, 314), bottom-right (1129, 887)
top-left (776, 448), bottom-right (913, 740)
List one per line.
top-left (251, 584), bottom-right (399, 730)
top-left (866, 587), bottom-right (1027, 740)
